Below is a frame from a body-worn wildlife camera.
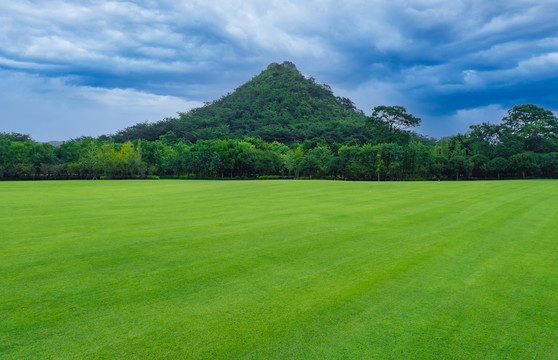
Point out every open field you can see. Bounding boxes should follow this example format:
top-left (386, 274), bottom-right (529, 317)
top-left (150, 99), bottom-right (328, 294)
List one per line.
top-left (1, 180), bottom-right (557, 359)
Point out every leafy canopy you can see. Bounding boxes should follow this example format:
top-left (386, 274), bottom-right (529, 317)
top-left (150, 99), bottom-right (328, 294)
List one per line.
top-left (113, 62), bottom-right (372, 145)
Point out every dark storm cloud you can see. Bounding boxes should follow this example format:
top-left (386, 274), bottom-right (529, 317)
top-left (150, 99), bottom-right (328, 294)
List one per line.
top-left (0, 0), bottom-right (557, 140)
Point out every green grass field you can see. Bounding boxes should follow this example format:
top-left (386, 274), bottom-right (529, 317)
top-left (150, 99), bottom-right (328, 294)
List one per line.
top-left (1, 180), bottom-right (557, 359)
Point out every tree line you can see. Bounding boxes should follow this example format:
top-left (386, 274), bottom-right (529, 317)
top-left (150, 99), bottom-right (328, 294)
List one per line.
top-left (1, 104), bottom-right (557, 180)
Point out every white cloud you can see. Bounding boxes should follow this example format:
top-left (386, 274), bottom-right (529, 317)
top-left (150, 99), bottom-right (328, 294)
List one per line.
top-left (24, 35), bottom-right (91, 60)
top-left (452, 104), bottom-right (507, 127)
top-left (0, 56), bottom-right (64, 70)
top-left (1, 0), bottom-right (556, 79)
top-left (0, 70), bottom-right (201, 141)
top-left (0, 0), bottom-right (557, 139)
top-left (456, 52), bottom-right (558, 89)
top-left (512, 52), bottom-right (558, 78)
top-left (335, 79), bottom-right (408, 116)
top-left (420, 104), bottom-right (508, 138)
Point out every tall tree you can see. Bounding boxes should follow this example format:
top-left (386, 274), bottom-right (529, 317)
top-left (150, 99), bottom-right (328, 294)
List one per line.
top-left (501, 104), bottom-right (558, 153)
top-left (488, 157), bottom-right (509, 180)
top-left (447, 156), bottom-right (467, 181)
top-left (368, 106), bottom-right (422, 144)
top-left (502, 104), bottom-right (557, 134)
top-left (509, 152), bottom-right (539, 179)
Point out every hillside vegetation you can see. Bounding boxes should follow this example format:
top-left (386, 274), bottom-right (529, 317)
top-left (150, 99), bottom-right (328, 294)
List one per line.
top-left (113, 62), bottom-right (374, 144)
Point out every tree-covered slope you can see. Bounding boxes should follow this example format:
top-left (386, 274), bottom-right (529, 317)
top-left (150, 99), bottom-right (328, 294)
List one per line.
top-left (112, 62), bottom-right (372, 144)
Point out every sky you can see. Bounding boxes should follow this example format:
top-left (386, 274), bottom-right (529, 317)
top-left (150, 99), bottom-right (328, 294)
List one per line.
top-left (1, 1), bottom-right (558, 141)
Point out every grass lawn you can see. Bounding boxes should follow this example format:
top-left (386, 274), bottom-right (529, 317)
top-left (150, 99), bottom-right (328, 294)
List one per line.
top-left (1, 179), bottom-right (557, 359)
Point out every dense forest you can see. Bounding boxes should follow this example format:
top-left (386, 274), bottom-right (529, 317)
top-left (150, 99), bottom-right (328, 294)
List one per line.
top-left (112, 62), bottom-right (377, 144)
top-left (1, 62), bottom-right (558, 180)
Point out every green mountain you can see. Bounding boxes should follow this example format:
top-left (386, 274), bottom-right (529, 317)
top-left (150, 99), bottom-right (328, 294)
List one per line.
top-left (112, 62), bottom-right (373, 144)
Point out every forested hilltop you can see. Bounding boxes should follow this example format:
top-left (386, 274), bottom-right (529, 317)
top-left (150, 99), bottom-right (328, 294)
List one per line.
top-left (112, 62), bottom-right (426, 145)
top-left (1, 62), bottom-right (558, 180)
top-left (113, 62), bottom-right (372, 144)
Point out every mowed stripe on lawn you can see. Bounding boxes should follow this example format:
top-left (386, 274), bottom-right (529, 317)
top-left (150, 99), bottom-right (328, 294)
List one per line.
top-left (1, 180), bottom-right (557, 359)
